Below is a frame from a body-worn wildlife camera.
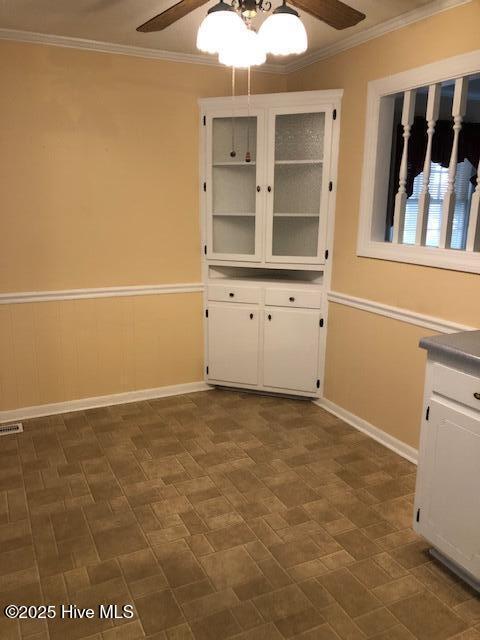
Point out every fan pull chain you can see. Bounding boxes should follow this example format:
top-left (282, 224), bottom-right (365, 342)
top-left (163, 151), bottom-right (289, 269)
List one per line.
top-left (245, 66), bottom-right (251, 163)
top-left (230, 66), bottom-right (236, 158)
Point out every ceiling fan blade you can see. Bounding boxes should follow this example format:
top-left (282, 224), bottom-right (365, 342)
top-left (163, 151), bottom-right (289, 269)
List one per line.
top-left (290, 0), bottom-right (365, 30)
top-left (137, 0), bottom-right (210, 32)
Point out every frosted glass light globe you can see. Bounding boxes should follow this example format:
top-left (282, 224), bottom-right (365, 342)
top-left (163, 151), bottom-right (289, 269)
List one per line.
top-left (197, 2), bottom-right (247, 54)
top-left (258, 5), bottom-right (307, 56)
top-left (219, 28), bottom-right (267, 67)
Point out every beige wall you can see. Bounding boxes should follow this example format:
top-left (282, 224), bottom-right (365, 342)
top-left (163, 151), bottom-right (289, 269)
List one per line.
top-left (0, 41), bottom-right (285, 411)
top-left (288, 1), bottom-right (480, 448)
top-left (2, 5), bottom-right (479, 440)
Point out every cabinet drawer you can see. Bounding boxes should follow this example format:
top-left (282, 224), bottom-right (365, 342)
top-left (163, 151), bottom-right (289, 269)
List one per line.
top-left (265, 288), bottom-right (321, 309)
top-left (208, 284), bottom-right (260, 304)
top-left (432, 363), bottom-right (480, 412)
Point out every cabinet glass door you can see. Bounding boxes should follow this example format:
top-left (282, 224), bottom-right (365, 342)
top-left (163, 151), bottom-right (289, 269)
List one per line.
top-left (266, 109), bottom-right (332, 263)
top-left (206, 110), bottom-right (264, 261)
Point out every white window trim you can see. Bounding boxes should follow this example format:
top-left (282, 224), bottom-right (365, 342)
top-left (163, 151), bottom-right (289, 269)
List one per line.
top-left (357, 48), bottom-right (480, 274)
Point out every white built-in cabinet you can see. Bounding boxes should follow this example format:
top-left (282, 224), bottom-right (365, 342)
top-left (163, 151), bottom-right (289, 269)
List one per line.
top-left (199, 90), bottom-right (342, 397)
top-left (203, 92), bottom-right (340, 267)
top-left (414, 352), bottom-right (480, 590)
top-left (205, 281), bottom-right (323, 396)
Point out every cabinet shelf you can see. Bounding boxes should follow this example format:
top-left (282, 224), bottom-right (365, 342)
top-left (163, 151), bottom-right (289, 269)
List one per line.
top-left (213, 162), bottom-right (256, 167)
top-left (273, 213), bottom-right (319, 218)
top-left (274, 159), bottom-right (323, 165)
top-left (213, 212), bottom-right (255, 217)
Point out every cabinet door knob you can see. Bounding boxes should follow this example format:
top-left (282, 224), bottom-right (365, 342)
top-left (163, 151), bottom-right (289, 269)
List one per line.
top-left (267, 314), bottom-right (272, 321)
top-left (250, 313), bottom-right (254, 319)
top-left (229, 292), bottom-right (234, 298)
top-left (474, 392), bottom-right (480, 400)
top-left (257, 185), bottom-right (261, 192)
top-left (289, 297), bottom-right (295, 302)
top-left (267, 186), bottom-right (272, 192)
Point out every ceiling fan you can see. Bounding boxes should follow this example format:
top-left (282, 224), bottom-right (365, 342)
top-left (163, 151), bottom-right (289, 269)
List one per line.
top-left (136, 0), bottom-right (365, 35)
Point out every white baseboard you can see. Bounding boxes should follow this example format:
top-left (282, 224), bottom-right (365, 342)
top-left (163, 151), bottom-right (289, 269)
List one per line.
top-left (0, 381), bottom-right (210, 423)
top-left (314, 397), bottom-right (418, 465)
top-left (1, 381), bottom-right (419, 467)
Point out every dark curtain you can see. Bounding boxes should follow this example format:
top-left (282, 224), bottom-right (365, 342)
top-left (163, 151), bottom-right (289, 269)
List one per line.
top-left (393, 117), bottom-right (480, 197)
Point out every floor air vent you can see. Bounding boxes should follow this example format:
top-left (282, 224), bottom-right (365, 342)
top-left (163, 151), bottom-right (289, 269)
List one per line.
top-left (0, 422), bottom-right (23, 436)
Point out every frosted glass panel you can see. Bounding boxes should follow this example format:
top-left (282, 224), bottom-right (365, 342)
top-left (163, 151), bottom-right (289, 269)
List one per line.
top-left (271, 111), bottom-right (325, 258)
top-left (213, 215), bottom-right (255, 255)
top-left (272, 218), bottom-right (319, 257)
top-left (213, 117), bottom-right (257, 163)
top-left (274, 164), bottom-right (322, 214)
top-left (275, 113), bottom-right (324, 161)
top-left (213, 166), bottom-right (256, 214)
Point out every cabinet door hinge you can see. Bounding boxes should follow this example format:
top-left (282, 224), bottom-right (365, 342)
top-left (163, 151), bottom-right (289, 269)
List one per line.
top-left (205, 309), bottom-right (208, 318)
top-left (206, 365), bottom-right (209, 375)
top-left (329, 181), bottom-right (333, 192)
top-left (204, 245), bottom-right (207, 255)
top-left (319, 318), bottom-right (324, 328)
top-left (316, 379), bottom-right (320, 389)
top-left (203, 182), bottom-right (206, 192)
top-left (325, 249), bottom-right (329, 260)
top-left (416, 508), bottom-right (421, 523)
top-left (203, 115), bottom-right (206, 126)
top-left (333, 109), bottom-right (337, 120)
top-left (426, 406), bottom-right (430, 421)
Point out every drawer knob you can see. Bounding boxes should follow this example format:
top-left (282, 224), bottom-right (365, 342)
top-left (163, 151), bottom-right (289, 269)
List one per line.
top-left (289, 297), bottom-right (295, 302)
top-left (474, 392), bottom-right (480, 401)
top-left (267, 186), bottom-right (272, 193)
top-left (229, 292), bottom-right (235, 298)
top-left (257, 185), bottom-right (261, 192)
top-left (268, 314), bottom-right (272, 321)
top-left (250, 313), bottom-right (254, 320)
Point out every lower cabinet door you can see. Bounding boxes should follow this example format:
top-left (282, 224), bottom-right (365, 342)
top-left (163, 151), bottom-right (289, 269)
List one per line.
top-left (207, 303), bottom-right (259, 385)
top-left (263, 308), bottom-right (319, 393)
top-left (418, 399), bottom-right (480, 578)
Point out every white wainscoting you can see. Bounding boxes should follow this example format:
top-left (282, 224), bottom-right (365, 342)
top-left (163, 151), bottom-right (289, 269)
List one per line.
top-left (323, 291), bottom-right (478, 464)
top-left (0, 381), bottom-right (210, 423)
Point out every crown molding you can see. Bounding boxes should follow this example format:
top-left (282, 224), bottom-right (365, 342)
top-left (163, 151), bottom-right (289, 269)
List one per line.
top-left (0, 27), bottom-right (285, 74)
top-left (0, 0), bottom-right (472, 76)
top-left (284, 0), bottom-right (472, 74)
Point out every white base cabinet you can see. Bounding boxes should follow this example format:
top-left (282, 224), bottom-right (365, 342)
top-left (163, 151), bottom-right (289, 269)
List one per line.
top-left (206, 281), bottom-right (324, 397)
top-left (415, 346), bottom-right (480, 589)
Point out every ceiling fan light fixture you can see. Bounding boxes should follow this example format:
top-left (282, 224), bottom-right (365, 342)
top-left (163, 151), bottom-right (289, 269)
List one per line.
top-left (258, 2), bottom-right (307, 56)
top-left (219, 28), bottom-right (266, 68)
top-left (196, 1), bottom-right (246, 54)
top-left (241, 0), bottom-right (258, 19)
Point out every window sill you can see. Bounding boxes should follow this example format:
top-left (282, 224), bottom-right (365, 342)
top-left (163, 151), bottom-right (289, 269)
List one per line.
top-left (356, 240), bottom-right (480, 274)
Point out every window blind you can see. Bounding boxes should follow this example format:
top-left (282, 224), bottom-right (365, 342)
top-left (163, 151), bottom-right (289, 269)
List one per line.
top-left (403, 160), bottom-right (474, 248)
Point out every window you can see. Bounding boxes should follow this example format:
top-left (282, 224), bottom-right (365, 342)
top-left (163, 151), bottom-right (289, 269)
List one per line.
top-left (358, 50), bottom-right (480, 273)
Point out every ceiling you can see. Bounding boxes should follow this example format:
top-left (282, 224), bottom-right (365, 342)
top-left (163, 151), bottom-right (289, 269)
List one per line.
top-left (0, 0), bottom-right (443, 66)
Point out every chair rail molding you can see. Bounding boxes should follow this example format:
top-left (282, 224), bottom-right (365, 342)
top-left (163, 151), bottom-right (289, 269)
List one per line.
top-left (328, 291), bottom-right (477, 334)
top-left (0, 283), bottom-right (205, 305)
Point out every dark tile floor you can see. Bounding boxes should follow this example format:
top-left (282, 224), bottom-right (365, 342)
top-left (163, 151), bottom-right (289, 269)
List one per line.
top-left (0, 389), bottom-right (479, 640)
